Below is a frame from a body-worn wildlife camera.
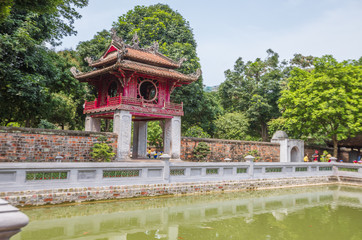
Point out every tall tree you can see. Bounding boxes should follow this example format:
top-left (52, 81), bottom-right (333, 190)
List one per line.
top-left (77, 4), bottom-right (219, 134)
top-left (214, 112), bottom-right (250, 140)
top-left (279, 55), bottom-right (362, 157)
top-left (0, 0), bottom-right (88, 127)
top-left (219, 49), bottom-right (284, 140)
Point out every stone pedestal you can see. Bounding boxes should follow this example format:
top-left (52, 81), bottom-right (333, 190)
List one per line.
top-left (164, 116), bottom-right (181, 160)
top-left (85, 115), bottom-right (101, 132)
top-left (113, 110), bottom-right (132, 161)
top-left (0, 199), bottom-right (29, 240)
top-left (132, 121), bottom-right (147, 158)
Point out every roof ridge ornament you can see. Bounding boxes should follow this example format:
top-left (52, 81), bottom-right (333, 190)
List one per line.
top-left (70, 67), bottom-right (83, 77)
top-left (117, 49), bottom-right (127, 63)
top-left (84, 57), bottom-right (93, 65)
top-left (147, 41), bottom-right (159, 53)
top-left (188, 68), bottom-right (202, 79)
top-left (132, 32), bottom-right (140, 49)
top-left (110, 28), bottom-right (123, 44)
top-left (177, 57), bottom-right (187, 67)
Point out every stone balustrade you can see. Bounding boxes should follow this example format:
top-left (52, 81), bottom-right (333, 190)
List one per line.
top-left (0, 161), bottom-right (361, 193)
top-left (1, 160), bottom-right (361, 239)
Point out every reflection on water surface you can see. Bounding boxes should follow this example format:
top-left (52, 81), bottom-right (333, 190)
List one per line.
top-left (13, 185), bottom-right (362, 240)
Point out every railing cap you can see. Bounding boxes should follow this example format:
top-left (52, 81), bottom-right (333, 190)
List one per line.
top-left (245, 155), bottom-right (255, 162)
top-left (160, 154), bottom-right (171, 161)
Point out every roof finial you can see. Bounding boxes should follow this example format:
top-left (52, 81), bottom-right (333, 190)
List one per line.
top-left (70, 67), bottom-right (82, 77)
top-left (132, 32), bottom-right (140, 48)
top-left (177, 57), bottom-right (187, 67)
top-left (150, 41), bottom-right (159, 52)
top-left (188, 68), bottom-right (202, 80)
top-left (84, 57), bottom-right (93, 65)
top-left (110, 28), bottom-right (123, 43)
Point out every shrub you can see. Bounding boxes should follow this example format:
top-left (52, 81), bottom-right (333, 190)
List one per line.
top-left (90, 136), bottom-right (115, 162)
top-left (38, 119), bottom-right (56, 129)
top-left (184, 126), bottom-right (211, 138)
top-left (193, 142), bottom-right (211, 161)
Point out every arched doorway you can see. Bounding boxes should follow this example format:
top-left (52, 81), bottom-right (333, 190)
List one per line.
top-left (291, 146), bottom-right (299, 162)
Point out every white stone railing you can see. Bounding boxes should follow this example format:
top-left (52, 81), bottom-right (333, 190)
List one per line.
top-left (1, 159), bottom-right (361, 239)
top-left (0, 159), bottom-right (361, 192)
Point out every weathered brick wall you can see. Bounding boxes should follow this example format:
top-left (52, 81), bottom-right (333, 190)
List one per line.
top-left (181, 137), bottom-right (280, 162)
top-left (1, 127), bottom-right (351, 163)
top-left (0, 127), bottom-right (117, 162)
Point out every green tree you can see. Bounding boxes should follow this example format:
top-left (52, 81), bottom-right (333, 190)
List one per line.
top-left (214, 112), bottom-right (250, 140)
top-left (184, 126), bottom-right (211, 138)
top-left (267, 117), bottom-right (291, 137)
top-left (53, 50), bottom-right (90, 129)
top-left (0, 0), bottom-right (88, 127)
top-left (279, 55), bottom-right (362, 157)
top-left (1, 0), bottom-right (72, 23)
top-left (76, 29), bottom-right (111, 70)
top-left (147, 121), bottom-right (163, 147)
top-left (219, 49), bottom-right (284, 140)
top-left (47, 92), bottom-right (77, 130)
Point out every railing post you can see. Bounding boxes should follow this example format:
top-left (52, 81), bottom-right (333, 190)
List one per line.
top-left (245, 155), bottom-right (255, 179)
top-left (161, 154), bottom-right (171, 183)
top-left (329, 157), bottom-right (338, 176)
top-left (0, 199), bottom-right (29, 240)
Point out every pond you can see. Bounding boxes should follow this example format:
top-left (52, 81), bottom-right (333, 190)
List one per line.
top-left (13, 185), bottom-right (362, 240)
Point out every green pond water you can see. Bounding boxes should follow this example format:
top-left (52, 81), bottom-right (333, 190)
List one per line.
top-left (13, 185), bottom-right (362, 240)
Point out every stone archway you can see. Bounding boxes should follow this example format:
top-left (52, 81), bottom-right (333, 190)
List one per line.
top-left (291, 146), bottom-right (299, 162)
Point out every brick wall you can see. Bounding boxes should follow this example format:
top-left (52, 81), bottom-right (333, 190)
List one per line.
top-left (181, 137), bottom-right (280, 162)
top-left (0, 127), bottom-right (351, 162)
top-left (0, 127), bottom-right (117, 162)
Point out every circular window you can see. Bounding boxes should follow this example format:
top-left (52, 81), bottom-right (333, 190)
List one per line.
top-left (138, 80), bottom-right (158, 102)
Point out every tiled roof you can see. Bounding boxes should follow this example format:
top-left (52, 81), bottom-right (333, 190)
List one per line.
top-left (73, 30), bottom-right (200, 84)
top-left (74, 60), bottom-right (200, 84)
top-left (126, 48), bottom-right (180, 68)
top-left (89, 45), bottom-right (181, 69)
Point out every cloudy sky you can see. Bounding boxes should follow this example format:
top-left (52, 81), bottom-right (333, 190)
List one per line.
top-left (57, 0), bottom-right (362, 86)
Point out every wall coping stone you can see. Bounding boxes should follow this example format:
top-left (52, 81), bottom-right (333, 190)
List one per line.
top-left (181, 137), bottom-right (280, 146)
top-left (0, 126), bottom-right (117, 138)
